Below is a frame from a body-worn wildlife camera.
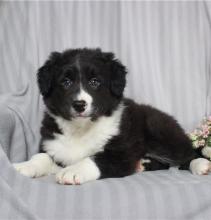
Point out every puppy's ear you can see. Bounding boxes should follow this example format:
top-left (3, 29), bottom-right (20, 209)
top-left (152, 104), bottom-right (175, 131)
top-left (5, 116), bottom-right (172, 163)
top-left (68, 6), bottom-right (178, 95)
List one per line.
top-left (37, 52), bottom-right (61, 97)
top-left (109, 57), bottom-right (127, 98)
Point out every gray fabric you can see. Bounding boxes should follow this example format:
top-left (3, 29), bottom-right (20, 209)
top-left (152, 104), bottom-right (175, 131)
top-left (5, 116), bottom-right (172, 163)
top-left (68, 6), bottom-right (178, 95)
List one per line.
top-left (0, 1), bottom-right (211, 219)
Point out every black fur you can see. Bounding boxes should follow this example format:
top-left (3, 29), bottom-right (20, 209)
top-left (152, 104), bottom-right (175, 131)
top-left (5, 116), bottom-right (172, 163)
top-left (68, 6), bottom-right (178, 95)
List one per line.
top-left (37, 48), bottom-right (125, 120)
top-left (38, 48), bottom-right (197, 179)
top-left (94, 99), bottom-right (196, 178)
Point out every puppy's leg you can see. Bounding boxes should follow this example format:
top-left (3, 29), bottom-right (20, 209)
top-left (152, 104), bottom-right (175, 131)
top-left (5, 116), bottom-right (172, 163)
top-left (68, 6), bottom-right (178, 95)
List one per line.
top-left (13, 153), bottom-right (61, 178)
top-left (136, 158), bottom-right (170, 172)
top-left (145, 111), bottom-right (196, 167)
top-left (56, 157), bottom-right (100, 185)
top-left (56, 153), bottom-right (139, 185)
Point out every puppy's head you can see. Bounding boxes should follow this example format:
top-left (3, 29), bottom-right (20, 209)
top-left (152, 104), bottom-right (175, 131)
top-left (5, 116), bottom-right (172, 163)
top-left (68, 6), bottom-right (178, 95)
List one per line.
top-left (37, 48), bottom-right (127, 120)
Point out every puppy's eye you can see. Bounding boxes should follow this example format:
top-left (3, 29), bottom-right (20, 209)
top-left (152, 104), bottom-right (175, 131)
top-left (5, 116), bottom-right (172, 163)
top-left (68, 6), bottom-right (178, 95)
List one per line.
top-left (88, 78), bottom-right (101, 89)
top-left (61, 78), bottom-right (72, 89)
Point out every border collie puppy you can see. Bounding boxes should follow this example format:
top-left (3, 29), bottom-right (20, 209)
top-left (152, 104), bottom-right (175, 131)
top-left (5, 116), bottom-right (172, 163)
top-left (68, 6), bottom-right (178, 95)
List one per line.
top-left (14, 48), bottom-right (211, 185)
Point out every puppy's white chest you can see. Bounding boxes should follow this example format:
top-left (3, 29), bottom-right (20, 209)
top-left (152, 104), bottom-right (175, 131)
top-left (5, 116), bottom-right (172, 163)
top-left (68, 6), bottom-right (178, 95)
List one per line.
top-left (43, 106), bottom-right (123, 166)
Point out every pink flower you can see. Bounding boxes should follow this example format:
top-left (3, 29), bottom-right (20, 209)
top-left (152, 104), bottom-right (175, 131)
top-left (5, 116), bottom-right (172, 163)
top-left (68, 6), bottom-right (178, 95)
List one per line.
top-left (204, 133), bottom-right (209, 138)
top-left (201, 125), bottom-right (209, 137)
top-left (193, 129), bottom-right (203, 137)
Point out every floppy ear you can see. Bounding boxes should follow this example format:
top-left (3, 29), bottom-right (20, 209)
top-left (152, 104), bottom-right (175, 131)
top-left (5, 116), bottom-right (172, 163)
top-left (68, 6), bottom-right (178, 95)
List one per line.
top-left (109, 57), bottom-right (127, 98)
top-left (37, 52), bottom-right (61, 97)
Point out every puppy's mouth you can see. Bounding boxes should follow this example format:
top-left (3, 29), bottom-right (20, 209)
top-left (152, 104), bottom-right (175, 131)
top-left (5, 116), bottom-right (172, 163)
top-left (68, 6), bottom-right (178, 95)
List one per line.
top-left (70, 104), bottom-right (101, 119)
top-left (71, 108), bottom-right (92, 118)
top-left (74, 112), bottom-right (90, 118)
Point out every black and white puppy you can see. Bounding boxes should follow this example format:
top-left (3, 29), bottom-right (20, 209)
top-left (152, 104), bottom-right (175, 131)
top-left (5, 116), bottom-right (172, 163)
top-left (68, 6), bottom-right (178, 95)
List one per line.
top-left (14, 48), bottom-right (211, 184)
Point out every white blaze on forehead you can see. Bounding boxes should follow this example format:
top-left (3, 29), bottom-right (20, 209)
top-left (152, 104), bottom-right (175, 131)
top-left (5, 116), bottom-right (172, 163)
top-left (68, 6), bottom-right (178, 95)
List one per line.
top-left (76, 89), bottom-right (92, 104)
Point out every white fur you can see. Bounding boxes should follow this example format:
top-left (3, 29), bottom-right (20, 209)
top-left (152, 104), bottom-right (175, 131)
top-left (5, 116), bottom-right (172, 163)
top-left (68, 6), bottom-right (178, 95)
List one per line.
top-left (140, 159), bottom-right (151, 164)
top-left (43, 104), bottom-right (124, 166)
top-left (136, 159), bottom-right (151, 172)
top-left (13, 153), bottom-right (61, 178)
top-left (202, 146), bottom-right (211, 160)
top-left (56, 157), bottom-right (100, 185)
top-left (73, 89), bottom-right (93, 116)
top-left (189, 158), bottom-right (211, 175)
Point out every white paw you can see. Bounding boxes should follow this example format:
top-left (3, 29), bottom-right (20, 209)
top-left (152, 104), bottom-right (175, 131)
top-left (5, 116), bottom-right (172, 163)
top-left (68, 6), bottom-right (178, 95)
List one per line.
top-left (56, 166), bottom-right (85, 185)
top-left (56, 158), bottom-right (100, 185)
top-left (136, 159), bottom-right (151, 172)
top-left (13, 162), bottom-right (39, 178)
top-left (190, 158), bottom-right (211, 175)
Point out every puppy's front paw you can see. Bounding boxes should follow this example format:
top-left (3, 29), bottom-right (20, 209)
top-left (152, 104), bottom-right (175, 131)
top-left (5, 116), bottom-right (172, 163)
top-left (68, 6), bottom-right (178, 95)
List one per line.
top-left (56, 158), bottom-right (100, 185)
top-left (13, 162), bottom-right (40, 178)
top-left (56, 167), bottom-right (85, 185)
top-left (190, 158), bottom-right (211, 175)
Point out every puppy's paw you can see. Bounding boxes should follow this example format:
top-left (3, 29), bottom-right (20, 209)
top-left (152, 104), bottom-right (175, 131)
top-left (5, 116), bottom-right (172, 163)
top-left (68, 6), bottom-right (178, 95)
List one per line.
top-left (56, 158), bottom-right (100, 185)
top-left (56, 167), bottom-right (84, 185)
top-left (189, 158), bottom-right (211, 175)
top-left (136, 159), bottom-right (151, 172)
top-left (13, 162), bottom-right (40, 178)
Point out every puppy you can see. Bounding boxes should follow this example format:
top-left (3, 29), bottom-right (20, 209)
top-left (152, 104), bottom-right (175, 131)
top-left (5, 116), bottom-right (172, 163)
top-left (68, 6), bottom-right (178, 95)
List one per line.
top-left (14, 48), bottom-right (211, 184)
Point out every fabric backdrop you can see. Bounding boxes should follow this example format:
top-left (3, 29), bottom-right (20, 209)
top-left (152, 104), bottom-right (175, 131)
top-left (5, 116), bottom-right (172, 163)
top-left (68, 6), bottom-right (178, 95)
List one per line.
top-left (0, 1), bottom-right (211, 219)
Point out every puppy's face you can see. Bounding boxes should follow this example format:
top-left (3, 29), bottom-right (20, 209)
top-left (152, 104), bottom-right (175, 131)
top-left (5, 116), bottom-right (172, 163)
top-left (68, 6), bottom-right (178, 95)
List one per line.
top-left (37, 48), bottom-right (127, 120)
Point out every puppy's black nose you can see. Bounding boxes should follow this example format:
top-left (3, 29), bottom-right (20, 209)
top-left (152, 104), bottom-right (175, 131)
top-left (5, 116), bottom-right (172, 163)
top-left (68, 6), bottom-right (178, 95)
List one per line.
top-left (72, 100), bottom-right (87, 113)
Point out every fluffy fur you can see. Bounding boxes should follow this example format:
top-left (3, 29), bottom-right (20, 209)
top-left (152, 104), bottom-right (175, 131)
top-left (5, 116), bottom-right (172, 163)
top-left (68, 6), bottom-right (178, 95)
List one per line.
top-left (14, 48), bottom-right (211, 184)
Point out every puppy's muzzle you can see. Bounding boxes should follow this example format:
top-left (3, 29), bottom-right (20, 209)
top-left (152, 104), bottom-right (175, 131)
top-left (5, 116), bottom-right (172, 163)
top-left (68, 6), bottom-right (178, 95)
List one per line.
top-left (72, 100), bottom-right (87, 113)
